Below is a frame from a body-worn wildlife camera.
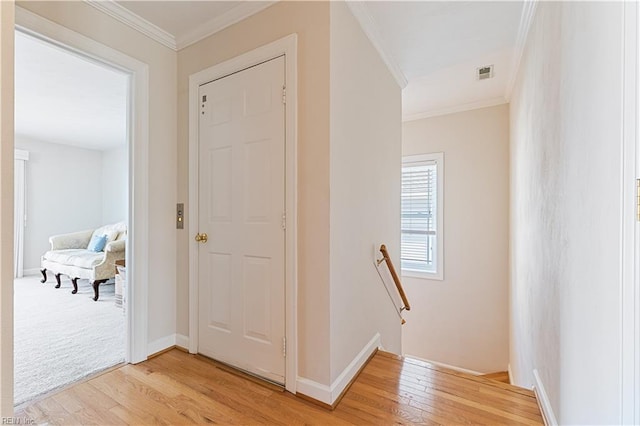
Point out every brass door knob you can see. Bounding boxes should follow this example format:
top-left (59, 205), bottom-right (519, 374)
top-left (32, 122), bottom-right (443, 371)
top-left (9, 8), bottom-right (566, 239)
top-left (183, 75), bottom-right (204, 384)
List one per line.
top-left (195, 233), bottom-right (208, 243)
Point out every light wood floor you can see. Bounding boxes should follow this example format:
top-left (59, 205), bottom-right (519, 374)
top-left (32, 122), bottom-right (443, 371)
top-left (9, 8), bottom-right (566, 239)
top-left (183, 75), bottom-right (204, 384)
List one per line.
top-left (17, 349), bottom-right (543, 425)
top-left (479, 371), bottom-right (511, 384)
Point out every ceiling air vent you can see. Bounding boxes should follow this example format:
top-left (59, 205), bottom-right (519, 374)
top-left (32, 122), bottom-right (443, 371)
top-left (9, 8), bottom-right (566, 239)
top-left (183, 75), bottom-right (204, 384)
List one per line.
top-left (477, 65), bottom-right (494, 81)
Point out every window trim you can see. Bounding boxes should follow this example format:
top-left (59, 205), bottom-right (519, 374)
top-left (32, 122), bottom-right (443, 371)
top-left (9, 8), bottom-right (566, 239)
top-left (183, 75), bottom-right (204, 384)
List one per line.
top-left (401, 152), bottom-right (444, 281)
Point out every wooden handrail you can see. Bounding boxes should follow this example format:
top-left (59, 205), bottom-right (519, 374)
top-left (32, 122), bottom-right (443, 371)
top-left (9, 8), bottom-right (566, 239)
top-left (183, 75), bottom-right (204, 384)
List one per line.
top-left (378, 244), bottom-right (410, 312)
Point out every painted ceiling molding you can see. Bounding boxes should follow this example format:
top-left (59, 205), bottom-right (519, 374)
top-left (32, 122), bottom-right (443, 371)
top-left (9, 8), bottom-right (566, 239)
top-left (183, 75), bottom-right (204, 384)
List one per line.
top-left (346, 2), bottom-right (408, 89)
top-left (84, 0), bottom-right (176, 50)
top-left (402, 97), bottom-right (508, 122)
top-left (505, 0), bottom-right (538, 100)
top-left (176, 1), bottom-right (277, 50)
top-left (84, 0), bottom-right (277, 52)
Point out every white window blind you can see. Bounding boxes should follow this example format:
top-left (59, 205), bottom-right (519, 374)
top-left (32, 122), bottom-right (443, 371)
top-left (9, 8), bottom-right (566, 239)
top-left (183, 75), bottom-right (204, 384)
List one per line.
top-left (401, 161), bottom-right (437, 273)
top-left (401, 153), bottom-right (443, 279)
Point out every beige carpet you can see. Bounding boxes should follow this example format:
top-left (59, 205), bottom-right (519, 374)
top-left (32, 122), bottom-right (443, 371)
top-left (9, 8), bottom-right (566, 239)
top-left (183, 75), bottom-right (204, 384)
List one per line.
top-left (13, 274), bottom-right (125, 406)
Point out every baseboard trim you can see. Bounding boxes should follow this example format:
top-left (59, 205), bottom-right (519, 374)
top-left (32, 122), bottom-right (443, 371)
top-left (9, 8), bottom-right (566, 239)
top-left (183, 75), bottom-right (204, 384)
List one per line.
top-left (296, 377), bottom-right (332, 406)
top-left (533, 369), bottom-right (558, 426)
top-left (176, 334), bottom-right (189, 350)
top-left (296, 332), bottom-right (381, 407)
top-left (147, 334), bottom-right (176, 357)
top-left (508, 363), bottom-right (513, 385)
top-left (23, 268), bottom-right (40, 276)
top-left (404, 354), bottom-right (484, 376)
top-left (329, 333), bottom-right (380, 407)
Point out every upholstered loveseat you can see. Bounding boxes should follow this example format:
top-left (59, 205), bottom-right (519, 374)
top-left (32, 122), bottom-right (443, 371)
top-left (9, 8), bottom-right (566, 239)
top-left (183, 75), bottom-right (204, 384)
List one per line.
top-left (40, 222), bottom-right (126, 301)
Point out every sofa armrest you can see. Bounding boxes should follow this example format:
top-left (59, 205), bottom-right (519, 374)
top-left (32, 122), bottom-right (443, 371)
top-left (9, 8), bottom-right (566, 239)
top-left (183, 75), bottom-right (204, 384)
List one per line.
top-left (49, 230), bottom-right (93, 250)
top-left (106, 239), bottom-right (126, 253)
top-left (93, 241), bottom-right (126, 281)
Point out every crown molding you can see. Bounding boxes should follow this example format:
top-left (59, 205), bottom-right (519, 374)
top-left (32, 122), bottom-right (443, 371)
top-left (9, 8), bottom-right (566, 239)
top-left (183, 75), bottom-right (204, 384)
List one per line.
top-left (84, 0), bottom-right (176, 50)
top-left (84, 1), bottom-right (277, 52)
top-left (346, 1), bottom-right (408, 89)
top-left (505, 0), bottom-right (538, 100)
top-left (176, 1), bottom-right (277, 50)
top-left (403, 97), bottom-right (508, 122)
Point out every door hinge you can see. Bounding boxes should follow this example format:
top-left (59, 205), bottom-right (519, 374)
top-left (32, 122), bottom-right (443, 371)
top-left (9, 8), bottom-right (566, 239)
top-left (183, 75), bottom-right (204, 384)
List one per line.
top-left (282, 337), bottom-right (286, 358)
top-left (636, 179), bottom-right (640, 221)
top-left (281, 211), bottom-right (286, 231)
top-left (282, 85), bottom-right (286, 105)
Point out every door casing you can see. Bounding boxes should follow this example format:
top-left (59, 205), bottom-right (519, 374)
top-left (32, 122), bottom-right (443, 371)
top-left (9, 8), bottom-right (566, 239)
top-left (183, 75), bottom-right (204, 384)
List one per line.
top-left (14, 6), bottom-right (150, 365)
top-left (188, 34), bottom-right (298, 394)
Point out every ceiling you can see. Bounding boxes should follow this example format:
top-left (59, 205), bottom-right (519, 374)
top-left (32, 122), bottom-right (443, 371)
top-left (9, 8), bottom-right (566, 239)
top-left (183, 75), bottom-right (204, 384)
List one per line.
top-left (107, 0), bottom-right (526, 120)
top-left (116, 1), bottom-right (239, 38)
top-left (15, 31), bottom-right (128, 151)
top-left (362, 1), bottom-right (524, 119)
top-left (16, 1), bottom-right (528, 147)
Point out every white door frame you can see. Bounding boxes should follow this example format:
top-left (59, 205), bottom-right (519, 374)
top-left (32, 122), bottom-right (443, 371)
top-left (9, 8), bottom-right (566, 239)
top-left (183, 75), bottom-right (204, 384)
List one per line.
top-left (0, 1), bottom-right (16, 416)
top-left (621, 1), bottom-right (639, 423)
top-left (15, 7), bottom-right (150, 365)
top-left (188, 34), bottom-right (298, 393)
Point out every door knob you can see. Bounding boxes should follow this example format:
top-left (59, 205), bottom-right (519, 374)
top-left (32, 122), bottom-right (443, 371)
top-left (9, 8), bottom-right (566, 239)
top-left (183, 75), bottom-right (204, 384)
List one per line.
top-left (195, 233), bottom-right (208, 243)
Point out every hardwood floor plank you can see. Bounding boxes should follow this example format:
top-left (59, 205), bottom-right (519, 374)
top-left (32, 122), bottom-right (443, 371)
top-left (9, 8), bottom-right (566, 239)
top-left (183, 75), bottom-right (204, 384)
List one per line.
top-left (124, 363), bottom-right (260, 424)
top-left (108, 404), bottom-right (164, 426)
top-left (50, 385), bottom-right (126, 426)
top-left (352, 379), bottom-right (509, 425)
top-left (22, 402), bottom-right (52, 425)
top-left (426, 387), bottom-right (542, 425)
top-left (363, 363), bottom-right (542, 417)
top-left (68, 382), bottom-right (120, 412)
top-left (362, 362), bottom-right (541, 419)
top-left (89, 372), bottom-right (186, 425)
top-left (51, 388), bottom-right (85, 414)
top-left (145, 358), bottom-right (285, 424)
top-left (33, 397), bottom-right (81, 425)
top-left (148, 351), bottom-right (322, 425)
top-left (399, 355), bottom-right (535, 398)
top-left (368, 358), bottom-right (538, 405)
top-left (359, 362), bottom-right (540, 424)
top-left (17, 349), bottom-right (543, 425)
top-left (349, 380), bottom-right (469, 425)
top-left (481, 371), bottom-right (510, 383)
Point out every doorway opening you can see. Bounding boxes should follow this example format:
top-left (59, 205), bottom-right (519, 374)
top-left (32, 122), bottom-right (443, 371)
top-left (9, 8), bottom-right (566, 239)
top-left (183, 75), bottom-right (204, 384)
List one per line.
top-left (12, 29), bottom-right (130, 407)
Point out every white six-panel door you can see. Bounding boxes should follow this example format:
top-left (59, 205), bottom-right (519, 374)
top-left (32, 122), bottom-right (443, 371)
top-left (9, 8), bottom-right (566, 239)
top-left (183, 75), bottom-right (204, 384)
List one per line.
top-left (197, 56), bottom-right (286, 384)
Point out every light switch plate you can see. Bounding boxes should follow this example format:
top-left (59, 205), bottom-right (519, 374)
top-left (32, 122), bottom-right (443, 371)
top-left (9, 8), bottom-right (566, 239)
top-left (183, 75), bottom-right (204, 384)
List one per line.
top-left (176, 203), bottom-right (184, 229)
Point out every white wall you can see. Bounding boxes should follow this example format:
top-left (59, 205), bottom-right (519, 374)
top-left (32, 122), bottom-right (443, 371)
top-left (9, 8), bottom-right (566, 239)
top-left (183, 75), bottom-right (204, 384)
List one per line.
top-left (14, 138), bottom-right (127, 272)
top-left (19, 1), bottom-right (177, 353)
top-left (15, 137), bottom-right (103, 272)
top-left (102, 146), bottom-right (127, 224)
top-left (177, 2), bottom-right (403, 393)
top-left (510, 2), bottom-right (624, 423)
top-left (177, 2), bottom-right (332, 385)
top-left (402, 104), bottom-right (510, 373)
top-left (329, 1), bottom-right (402, 382)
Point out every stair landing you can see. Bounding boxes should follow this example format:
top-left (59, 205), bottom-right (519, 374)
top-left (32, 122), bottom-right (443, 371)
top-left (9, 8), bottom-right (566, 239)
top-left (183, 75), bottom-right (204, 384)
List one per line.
top-left (355, 351), bottom-right (544, 425)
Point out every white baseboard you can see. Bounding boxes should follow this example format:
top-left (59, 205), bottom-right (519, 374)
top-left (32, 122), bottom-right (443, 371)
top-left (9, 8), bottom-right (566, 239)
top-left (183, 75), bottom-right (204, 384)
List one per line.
top-left (147, 334), bottom-right (176, 356)
top-left (533, 369), bottom-right (558, 426)
top-left (297, 332), bottom-right (381, 405)
top-left (176, 334), bottom-right (189, 350)
top-left (23, 268), bottom-right (40, 276)
top-left (329, 333), bottom-right (381, 403)
top-left (296, 377), bottom-right (331, 404)
top-left (508, 363), bottom-right (513, 384)
top-left (404, 354), bottom-right (483, 376)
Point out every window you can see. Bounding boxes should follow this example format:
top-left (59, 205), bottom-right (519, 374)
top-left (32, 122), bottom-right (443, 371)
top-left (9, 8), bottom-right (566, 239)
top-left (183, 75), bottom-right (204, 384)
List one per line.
top-left (401, 153), bottom-right (444, 280)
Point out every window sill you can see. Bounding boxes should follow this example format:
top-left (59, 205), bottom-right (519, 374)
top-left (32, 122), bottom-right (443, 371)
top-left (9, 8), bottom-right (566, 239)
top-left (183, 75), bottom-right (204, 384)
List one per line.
top-left (401, 269), bottom-right (443, 281)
